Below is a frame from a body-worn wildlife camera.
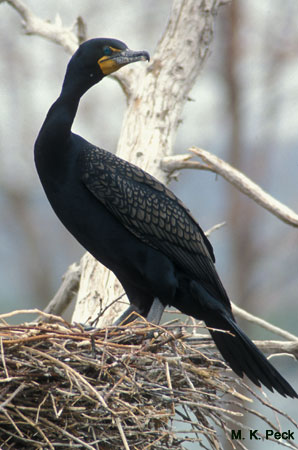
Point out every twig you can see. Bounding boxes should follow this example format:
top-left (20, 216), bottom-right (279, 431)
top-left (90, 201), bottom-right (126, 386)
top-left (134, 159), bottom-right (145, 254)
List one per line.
top-left (115, 417), bottom-right (131, 450)
top-left (40, 417), bottom-right (95, 450)
top-left (15, 408), bottom-right (55, 450)
top-left (0, 384), bottom-right (25, 410)
top-left (0, 308), bottom-right (70, 326)
top-left (161, 153), bottom-right (210, 173)
top-left (0, 337), bottom-right (9, 378)
top-left (205, 222), bottom-right (226, 237)
top-left (26, 346), bottom-right (112, 412)
top-left (2, 410), bottom-right (24, 438)
top-left (90, 292), bottom-right (126, 327)
top-left (164, 361), bottom-right (175, 416)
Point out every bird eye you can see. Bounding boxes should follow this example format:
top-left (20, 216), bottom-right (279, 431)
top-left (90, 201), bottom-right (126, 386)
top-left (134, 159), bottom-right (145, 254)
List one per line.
top-left (103, 46), bottom-right (112, 56)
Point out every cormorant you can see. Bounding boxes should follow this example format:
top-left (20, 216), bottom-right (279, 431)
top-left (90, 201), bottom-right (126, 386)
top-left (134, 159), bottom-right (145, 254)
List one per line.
top-left (34, 38), bottom-right (297, 398)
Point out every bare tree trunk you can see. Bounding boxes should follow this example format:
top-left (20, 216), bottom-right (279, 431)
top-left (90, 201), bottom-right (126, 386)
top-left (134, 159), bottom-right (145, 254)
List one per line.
top-left (72, 0), bottom-right (222, 326)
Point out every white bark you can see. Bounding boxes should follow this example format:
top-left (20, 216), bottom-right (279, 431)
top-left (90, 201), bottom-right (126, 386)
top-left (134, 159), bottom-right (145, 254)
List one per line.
top-left (5, 0), bottom-right (81, 52)
top-left (72, 0), bottom-right (223, 326)
top-left (162, 147), bottom-right (298, 227)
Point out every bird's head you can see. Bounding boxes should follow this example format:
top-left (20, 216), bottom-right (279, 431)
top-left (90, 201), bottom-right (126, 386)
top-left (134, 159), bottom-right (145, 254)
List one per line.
top-left (67, 38), bottom-right (150, 84)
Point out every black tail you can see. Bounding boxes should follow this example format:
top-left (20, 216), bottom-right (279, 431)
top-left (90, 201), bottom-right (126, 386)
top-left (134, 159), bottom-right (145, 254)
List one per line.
top-left (188, 281), bottom-right (298, 398)
top-left (208, 314), bottom-right (297, 398)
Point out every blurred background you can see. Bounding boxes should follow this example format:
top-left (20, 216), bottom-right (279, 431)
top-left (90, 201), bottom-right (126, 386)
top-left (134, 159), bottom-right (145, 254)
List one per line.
top-left (0, 1), bottom-right (297, 447)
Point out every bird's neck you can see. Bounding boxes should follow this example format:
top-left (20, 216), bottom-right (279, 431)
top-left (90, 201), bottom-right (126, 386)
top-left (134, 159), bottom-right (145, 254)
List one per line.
top-left (34, 73), bottom-right (97, 182)
top-left (47, 90), bottom-right (80, 139)
top-left (48, 77), bottom-right (89, 137)
top-left (36, 70), bottom-right (99, 150)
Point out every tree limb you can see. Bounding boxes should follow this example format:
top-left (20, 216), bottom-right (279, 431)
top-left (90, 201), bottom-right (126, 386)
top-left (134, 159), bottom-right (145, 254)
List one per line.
top-left (36, 263), bottom-right (81, 322)
top-left (162, 147), bottom-right (298, 227)
top-left (186, 335), bottom-right (298, 359)
top-left (254, 340), bottom-right (298, 359)
top-left (5, 0), bottom-right (80, 53)
top-left (4, 0), bottom-right (142, 97)
top-left (231, 302), bottom-right (298, 342)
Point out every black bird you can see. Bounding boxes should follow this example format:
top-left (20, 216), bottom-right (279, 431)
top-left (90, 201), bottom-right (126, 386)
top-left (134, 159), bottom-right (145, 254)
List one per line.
top-left (34, 38), bottom-right (297, 398)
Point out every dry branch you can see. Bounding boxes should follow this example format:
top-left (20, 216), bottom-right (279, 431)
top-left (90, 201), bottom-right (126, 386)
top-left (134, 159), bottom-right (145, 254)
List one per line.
top-left (231, 303), bottom-right (298, 342)
top-left (162, 148), bottom-right (298, 227)
top-left (37, 263), bottom-right (81, 322)
top-left (184, 334), bottom-right (298, 359)
top-left (4, 0), bottom-right (136, 95)
top-left (5, 0), bottom-right (80, 53)
top-left (0, 315), bottom-right (297, 450)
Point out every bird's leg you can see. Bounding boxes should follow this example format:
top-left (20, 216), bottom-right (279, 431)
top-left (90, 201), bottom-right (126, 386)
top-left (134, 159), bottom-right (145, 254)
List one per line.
top-left (146, 297), bottom-right (165, 325)
top-left (114, 304), bottom-right (140, 325)
top-left (114, 297), bottom-right (165, 326)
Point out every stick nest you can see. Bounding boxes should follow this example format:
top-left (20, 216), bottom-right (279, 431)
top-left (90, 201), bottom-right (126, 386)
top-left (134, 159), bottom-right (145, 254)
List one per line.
top-left (0, 315), bottom-right (296, 450)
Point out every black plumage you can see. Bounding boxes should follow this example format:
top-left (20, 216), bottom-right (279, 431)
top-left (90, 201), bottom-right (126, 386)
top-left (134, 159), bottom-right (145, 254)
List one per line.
top-left (34, 38), bottom-right (297, 398)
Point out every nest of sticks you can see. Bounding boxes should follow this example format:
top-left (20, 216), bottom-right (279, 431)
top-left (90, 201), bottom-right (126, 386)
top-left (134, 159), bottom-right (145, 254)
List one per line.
top-left (0, 311), bottom-right (296, 450)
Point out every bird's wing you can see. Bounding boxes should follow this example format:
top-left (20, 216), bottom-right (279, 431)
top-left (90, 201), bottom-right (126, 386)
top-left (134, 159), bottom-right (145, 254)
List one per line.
top-left (80, 146), bottom-right (229, 302)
